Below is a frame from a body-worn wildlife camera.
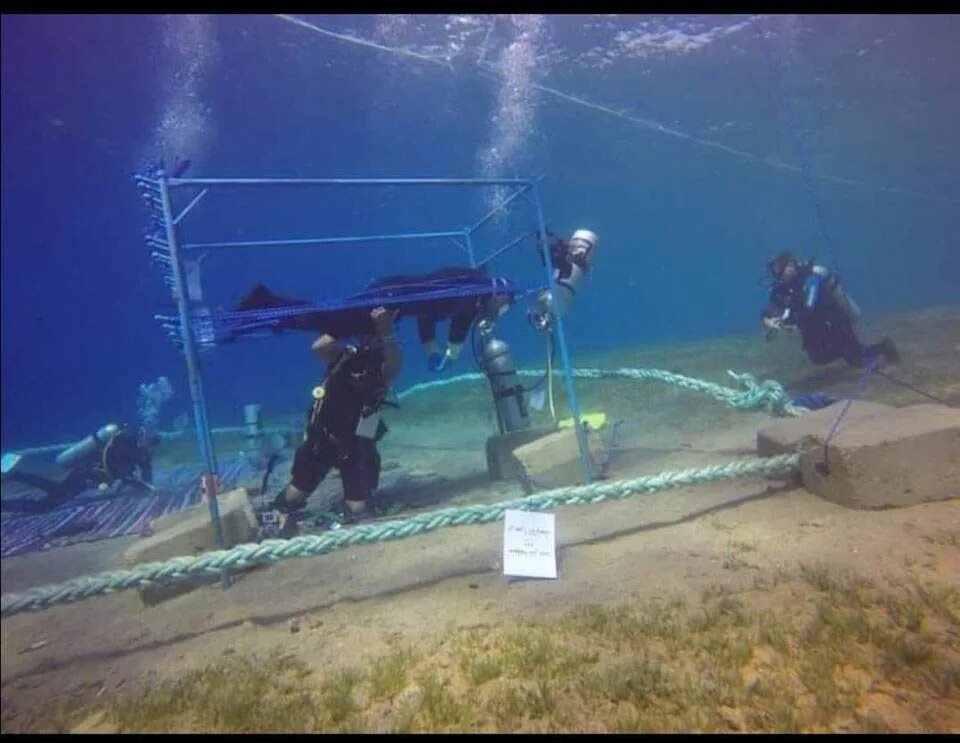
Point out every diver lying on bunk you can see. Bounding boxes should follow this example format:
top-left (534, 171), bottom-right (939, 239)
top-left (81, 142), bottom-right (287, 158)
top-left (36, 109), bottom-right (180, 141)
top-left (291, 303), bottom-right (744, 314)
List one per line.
top-left (231, 266), bottom-right (515, 373)
top-left (1, 423), bottom-right (159, 514)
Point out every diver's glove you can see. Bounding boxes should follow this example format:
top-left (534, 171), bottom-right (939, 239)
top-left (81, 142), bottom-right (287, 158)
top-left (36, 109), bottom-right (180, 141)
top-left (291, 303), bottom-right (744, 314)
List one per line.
top-left (427, 352), bottom-right (447, 373)
top-left (762, 316), bottom-right (783, 332)
top-left (763, 311), bottom-right (795, 335)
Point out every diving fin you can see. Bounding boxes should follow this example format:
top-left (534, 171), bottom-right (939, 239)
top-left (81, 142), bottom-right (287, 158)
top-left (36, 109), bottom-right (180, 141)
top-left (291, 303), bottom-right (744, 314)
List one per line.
top-left (236, 284), bottom-right (305, 312)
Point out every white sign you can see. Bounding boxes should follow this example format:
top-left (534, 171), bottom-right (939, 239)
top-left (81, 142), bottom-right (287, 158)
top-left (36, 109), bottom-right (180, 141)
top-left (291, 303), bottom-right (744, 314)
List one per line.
top-left (503, 510), bottom-right (557, 579)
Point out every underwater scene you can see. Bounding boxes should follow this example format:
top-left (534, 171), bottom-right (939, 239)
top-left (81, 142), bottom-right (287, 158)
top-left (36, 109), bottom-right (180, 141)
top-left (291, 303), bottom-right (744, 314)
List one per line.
top-left (1, 14), bottom-right (958, 733)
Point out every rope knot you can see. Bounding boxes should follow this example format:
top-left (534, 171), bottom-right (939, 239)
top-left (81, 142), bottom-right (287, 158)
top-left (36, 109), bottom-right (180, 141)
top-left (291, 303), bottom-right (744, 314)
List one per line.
top-left (726, 370), bottom-right (790, 414)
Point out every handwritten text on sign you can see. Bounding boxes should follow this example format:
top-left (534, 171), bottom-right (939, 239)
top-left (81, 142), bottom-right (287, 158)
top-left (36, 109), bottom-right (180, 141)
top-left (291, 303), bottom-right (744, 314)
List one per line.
top-left (503, 510), bottom-right (557, 579)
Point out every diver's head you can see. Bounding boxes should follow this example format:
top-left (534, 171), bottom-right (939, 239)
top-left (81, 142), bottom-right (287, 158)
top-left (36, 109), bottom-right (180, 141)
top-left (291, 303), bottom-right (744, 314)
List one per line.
top-left (768, 251), bottom-right (798, 282)
top-left (568, 229), bottom-right (598, 267)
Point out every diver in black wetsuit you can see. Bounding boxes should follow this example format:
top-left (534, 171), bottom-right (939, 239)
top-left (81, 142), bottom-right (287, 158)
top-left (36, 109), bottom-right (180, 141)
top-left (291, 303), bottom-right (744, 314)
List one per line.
top-left (267, 306), bottom-right (402, 536)
top-left (234, 266), bottom-right (516, 372)
top-left (1, 423), bottom-right (158, 513)
top-left (365, 267), bottom-right (513, 372)
top-left (761, 251), bottom-right (899, 369)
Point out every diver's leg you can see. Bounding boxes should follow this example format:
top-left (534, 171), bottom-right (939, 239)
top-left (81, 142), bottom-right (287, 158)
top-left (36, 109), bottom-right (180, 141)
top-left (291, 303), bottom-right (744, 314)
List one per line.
top-left (339, 437), bottom-right (381, 519)
top-left (4, 470), bottom-right (61, 497)
top-left (3, 459), bottom-right (85, 510)
top-left (829, 284), bottom-right (858, 323)
top-left (449, 312), bottom-right (475, 345)
top-left (819, 299), bottom-right (895, 368)
top-left (273, 441), bottom-right (333, 511)
top-left (801, 327), bottom-right (840, 366)
top-left (446, 303), bottom-right (477, 363)
top-left (419, 315), bottom-right (446, 371)
top-left (851, 337), bottom-right (899, 368)
top-left (418, 314), bottom-right (438, 354)
top-left (2, 471), bottom-right (73, 512)
top-left (840, 336), bottom-right (868, 367)
top-left (833, 315), bottom-right (874, 368)
top-left (270, 440), bottom-right (333, 535)
top-left (138, 455), bottom-right (153, 484)
top-left (878, 337), bottom-right (900, 364)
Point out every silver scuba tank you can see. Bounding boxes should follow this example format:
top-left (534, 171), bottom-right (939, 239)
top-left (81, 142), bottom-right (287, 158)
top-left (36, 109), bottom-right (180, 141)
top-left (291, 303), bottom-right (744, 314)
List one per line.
top-left (55, 423), bottom-right (120, 469)
top-left (479, 333), bottom-right (529, 435)
top-left (533, 261), bottom-right (587, 326)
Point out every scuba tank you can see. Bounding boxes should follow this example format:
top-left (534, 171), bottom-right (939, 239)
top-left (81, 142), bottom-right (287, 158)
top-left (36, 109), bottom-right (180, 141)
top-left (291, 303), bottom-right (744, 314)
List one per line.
top-left (479, 328), bottom-right (529, 435)
top-left (55, 423), bottom-right (119, 469)
top-left (531, 261), bottom-right (587, 329)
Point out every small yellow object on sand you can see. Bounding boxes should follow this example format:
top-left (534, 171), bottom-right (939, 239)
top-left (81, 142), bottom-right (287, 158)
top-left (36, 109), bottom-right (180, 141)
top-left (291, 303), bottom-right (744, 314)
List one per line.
top-left (558, 412), bottom-right (607, 430)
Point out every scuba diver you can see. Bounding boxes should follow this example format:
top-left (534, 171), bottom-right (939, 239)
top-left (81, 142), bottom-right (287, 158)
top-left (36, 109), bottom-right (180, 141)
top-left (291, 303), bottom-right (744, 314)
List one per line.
top-left (233, 266), bottom-right (516, 373)
top-left (471, 227), bottom-right (600, 439)
top-left (761, 251), bottom-right (899, 369)
top-left (386, 266), bottom-right (513, 373)
top-left (264, 306), bottom-right (402, 537)
top-left (1, 423), bottom-right (159, 514)
top-left (528, 228), bottom-right (600, 333)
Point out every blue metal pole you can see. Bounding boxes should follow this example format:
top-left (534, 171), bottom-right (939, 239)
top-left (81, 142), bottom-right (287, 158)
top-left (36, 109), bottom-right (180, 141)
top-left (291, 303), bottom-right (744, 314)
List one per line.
top-left (169, 177), bottom-right (536, 188)
top-left (158, 173), bottom-right (230, 587)
top-left (477, 230), bottom-right (536, 269)
top-left (446, 236), bottom-right (472, 259)
top-left (173, 188), bottom-right (209, 226)
top-left (465, 184), bottom-right (532, 236)
top-left (464, 231), bottom-right (476, 268)
top-left (530, 181), bottom-right (593, 484)
top-left (182, 230), bottom-right (467, 252)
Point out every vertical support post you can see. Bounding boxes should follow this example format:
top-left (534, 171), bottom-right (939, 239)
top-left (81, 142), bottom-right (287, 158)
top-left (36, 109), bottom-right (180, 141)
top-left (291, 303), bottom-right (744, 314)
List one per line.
top-left (464, 230), bottom-right (476, 268)
top-left (530, 181), bottom-right (593, 484)
top-left (158, 173), bottom-right (231, 588)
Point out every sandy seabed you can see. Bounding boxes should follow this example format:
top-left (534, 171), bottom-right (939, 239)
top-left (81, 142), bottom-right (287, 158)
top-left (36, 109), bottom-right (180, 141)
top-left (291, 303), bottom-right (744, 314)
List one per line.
top-left (2, 304), bottom-right (958, 733)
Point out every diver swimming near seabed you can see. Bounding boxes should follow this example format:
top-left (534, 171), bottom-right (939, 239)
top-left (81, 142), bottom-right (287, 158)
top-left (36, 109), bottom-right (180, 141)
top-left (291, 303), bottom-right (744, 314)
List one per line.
top-left (760, 251), bottom-right (899, 369)
top-left (1, 423), bottom-right (159, 513)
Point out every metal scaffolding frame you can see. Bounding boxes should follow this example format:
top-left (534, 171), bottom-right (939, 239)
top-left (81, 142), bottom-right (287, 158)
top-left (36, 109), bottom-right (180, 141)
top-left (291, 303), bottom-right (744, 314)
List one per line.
top-left (133, 170), bottom-right (594, 585)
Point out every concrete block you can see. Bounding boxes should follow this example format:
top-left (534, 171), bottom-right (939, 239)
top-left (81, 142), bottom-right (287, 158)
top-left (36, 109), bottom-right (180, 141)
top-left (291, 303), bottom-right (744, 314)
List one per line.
top-left (508, 427), bottom-right (607, 492)
top-left (756, 400), bottom-right (893, 457)
top-left (799, 404), bottom-right (960, 510)
top-left (124, 488), bottom-right (259, 605)
top-left (486, 428), bottom-right (558, 481)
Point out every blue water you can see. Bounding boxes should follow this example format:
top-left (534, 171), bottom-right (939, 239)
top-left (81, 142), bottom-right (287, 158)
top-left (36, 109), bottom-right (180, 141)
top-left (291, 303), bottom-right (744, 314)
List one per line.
top-left (2, 14), bottom-right (958, 450)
